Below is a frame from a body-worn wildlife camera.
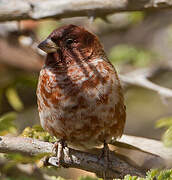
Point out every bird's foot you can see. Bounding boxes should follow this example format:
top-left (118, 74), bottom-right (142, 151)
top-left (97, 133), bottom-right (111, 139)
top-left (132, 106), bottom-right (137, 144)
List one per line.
top-left (53, 139), bottom-right (67, 167)
top-left (99, 141), bottom-right (112, 180)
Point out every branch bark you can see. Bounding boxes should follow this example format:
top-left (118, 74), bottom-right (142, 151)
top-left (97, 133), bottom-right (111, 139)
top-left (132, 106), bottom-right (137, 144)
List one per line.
top-left (0, 135), bottom-right (146, 179)
top-left (1, 0), bottom-right (172, 22)
top-left (0, 135), bottom-right (171, 179)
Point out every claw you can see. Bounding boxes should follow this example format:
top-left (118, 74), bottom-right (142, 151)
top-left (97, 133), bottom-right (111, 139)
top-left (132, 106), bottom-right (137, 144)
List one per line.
top-left (53, 139), bottom-right (66, 167)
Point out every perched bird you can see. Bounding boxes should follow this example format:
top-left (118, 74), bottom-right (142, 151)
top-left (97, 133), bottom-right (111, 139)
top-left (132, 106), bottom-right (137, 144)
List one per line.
top-left (37, 24), bottom-right (126, 159)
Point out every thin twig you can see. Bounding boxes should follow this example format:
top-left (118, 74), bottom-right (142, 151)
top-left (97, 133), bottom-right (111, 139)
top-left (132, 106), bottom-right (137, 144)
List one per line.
top-left (120, 68), bottom-right (172, 98)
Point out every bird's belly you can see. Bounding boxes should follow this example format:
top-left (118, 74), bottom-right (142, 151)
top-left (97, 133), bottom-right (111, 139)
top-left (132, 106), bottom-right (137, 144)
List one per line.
top-left (38, 87), bottom-right (125, 149)
top-left (37, 60), bottom-right (126, 149)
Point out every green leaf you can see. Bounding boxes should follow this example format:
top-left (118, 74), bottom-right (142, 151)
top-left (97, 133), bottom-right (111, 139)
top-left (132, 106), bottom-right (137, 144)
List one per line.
top-left (162, 127), bottom-right (172, 147)
top-left (123, 175), bottom-right (144, 180)
top-left (156, 117), bottom-right (172, 147)
top-left (113, 169), bottom-right (172, 180)
top-left (79, 176), bottom-right (100, 180)
top-left (145, 169), bottom-right (159, 179)
top-left (5, 87), bottom-right (24, 111)
top-left (32, 124), bottom-right (44, 131)
top-left (0, 112), bottom-right (17, 135)
top-left (22, 125), bottom-right (57, 142)
top-left (156, 117), bottom-right (172, 128)
top-left (157, 169), bottom-right (172, 180)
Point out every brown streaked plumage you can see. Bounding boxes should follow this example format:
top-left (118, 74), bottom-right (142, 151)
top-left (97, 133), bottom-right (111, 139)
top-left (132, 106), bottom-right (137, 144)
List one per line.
top-left (37, 24), bottom-right (126, 150)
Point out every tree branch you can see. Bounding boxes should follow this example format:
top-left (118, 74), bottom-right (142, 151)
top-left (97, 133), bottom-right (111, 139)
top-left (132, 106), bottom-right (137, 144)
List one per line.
top-left (1, 0), bottom-right (172, 22)
top-left (0, 135), bottom-right (171, 178)
top-left (120, 68), bottom-right (172, 98)
top-left (0, 135), bottom-right (146, 179)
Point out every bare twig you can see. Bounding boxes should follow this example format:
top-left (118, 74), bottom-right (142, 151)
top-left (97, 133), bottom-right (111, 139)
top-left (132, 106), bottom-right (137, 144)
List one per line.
top-left (0, 135), bottom-right (147, 179)
top-left (120, 68), bottom-right (172, 98)
top-left (1, 0), bottom-right (172, 22)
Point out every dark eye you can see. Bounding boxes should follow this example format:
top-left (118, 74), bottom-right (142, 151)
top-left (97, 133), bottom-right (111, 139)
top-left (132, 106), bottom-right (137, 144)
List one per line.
top-left (51, 37), bottom-right (57, 43)
top-left (66, 39), bottom-right (74, 45)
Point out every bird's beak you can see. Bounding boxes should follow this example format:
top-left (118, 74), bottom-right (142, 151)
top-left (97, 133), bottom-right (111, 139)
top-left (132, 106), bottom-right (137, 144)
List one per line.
top-left (38, 38), bottom-right (59, 53)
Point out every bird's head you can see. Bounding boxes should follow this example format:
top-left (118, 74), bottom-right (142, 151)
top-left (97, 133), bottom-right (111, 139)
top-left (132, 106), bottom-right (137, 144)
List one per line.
top-left (38, 24), bottom-right (104, 64)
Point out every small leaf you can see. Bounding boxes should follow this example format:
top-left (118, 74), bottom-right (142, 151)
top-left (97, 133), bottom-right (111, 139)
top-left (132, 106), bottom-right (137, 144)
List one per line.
top-left (162, 127), bottom-right (172, 147)
top-left (79, 176), bottom-right (100, 180)
top-left (21, 125), bottom-right (57, 142)
top-left (32, 124), bottom-right (44, 131)
top-left (146, 169), bottom-right (159, 179)
top-left (5, 87), bottom-right (24, 111)
top-left (156, 117), bottom-right (172, 128)
top-left (112, 169), bottom-right (172, 180)
top-left (157, 169), bottom-right (172, 180)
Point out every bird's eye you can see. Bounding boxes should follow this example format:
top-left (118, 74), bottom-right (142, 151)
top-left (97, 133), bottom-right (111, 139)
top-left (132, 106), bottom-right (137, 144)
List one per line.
top-left (66, 39), bottom-right (74, 45)
top-left (51, 37), bottom-right (57, 43)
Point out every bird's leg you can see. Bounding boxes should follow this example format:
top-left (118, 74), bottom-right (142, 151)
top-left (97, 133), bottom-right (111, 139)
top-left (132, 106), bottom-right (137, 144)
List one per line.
top-left (53, 139), bottom-right (66, 167)
top-left (103, 141), bottom-right (109, 165)
top-left (100, 141), bottom-right (111, 180)
top-left (99, 141), bottom-right (110, 164)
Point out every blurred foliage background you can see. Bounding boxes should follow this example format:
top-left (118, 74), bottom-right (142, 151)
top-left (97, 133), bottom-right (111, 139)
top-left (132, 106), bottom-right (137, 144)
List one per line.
top-left (0, 10), bottom-right (172, 180)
